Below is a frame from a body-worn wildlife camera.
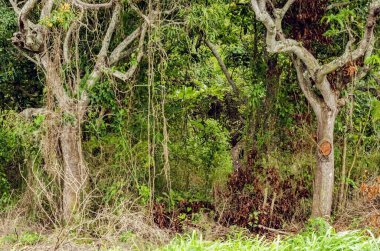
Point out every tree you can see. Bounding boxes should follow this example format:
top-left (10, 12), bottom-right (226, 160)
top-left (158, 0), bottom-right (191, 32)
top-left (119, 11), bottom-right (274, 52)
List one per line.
top-left (8, 0), bottom-right (160, 221)
top-left (250, 0), bottom-right (380, 217)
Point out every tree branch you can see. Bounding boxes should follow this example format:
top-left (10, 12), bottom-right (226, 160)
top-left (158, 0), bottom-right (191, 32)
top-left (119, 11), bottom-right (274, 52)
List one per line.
top-left (19, 0), bottom-right (39, 28)
top-left (318, 1), bottom-right (380, 78)
top-left (110, 23), bottom-right (147, 82)
top-left (97, 2), bottom-right (121, 60)
top-left (251, 0), bottom-right (335, 109)
top-left (204, 39), bottom-right (240, 97)
top-left (109, 26), bottom-right (142, 65)
top-left (20, 108), bottom-right (56, 120)
top-left (251, 0), bottom-right (320, 76)
top-left (63, 11), bottom-right (84, 64)
top-left (111, 46), bottom-right (138, 65)
top-left (9, 0), bottom-right (21, 14)
top-left (40, 0), bottom-right (54, 19)
top-left (293, 57), bottom-right (322, 115)
top-left (72, 0), bottom-right (114, 9)
top-left (79, 1), bottom-right (121, 113)
top-left (277, 0), bottom-right (296, 20)
top-left (129, 2), bottom-right (152, 25)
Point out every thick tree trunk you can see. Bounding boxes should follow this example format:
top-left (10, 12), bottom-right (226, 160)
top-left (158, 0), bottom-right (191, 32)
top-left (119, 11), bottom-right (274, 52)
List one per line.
top-left (60, 118), bottom-right (86, 221)
top-left (311, 108), bottom-right (337, 218)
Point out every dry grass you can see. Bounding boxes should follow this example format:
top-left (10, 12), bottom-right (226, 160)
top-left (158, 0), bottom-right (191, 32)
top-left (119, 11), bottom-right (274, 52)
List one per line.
top-left (335, 177), bottom-right (380, 234)
top-left (0, 202), bottom-right (170, 251)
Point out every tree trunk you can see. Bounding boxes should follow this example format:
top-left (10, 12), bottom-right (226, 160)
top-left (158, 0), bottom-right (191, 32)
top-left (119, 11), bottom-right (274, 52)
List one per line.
top-left (311, 108), bottom-right (337, 218)
top-left (60, 117), bottom-right (86, 222)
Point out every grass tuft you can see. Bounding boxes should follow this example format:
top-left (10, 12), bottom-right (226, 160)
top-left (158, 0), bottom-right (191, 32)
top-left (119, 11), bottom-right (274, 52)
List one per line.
top-left (158, 219), bottom-right (380, 251)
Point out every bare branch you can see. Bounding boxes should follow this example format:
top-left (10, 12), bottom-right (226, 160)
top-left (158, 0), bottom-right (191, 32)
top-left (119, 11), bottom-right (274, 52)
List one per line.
top-left (111, 23), bottom-right (147, 82)
top-left (357, 33), bottom-right (376, 80)
top-left (97, 2), bottom-right (121, 60)
top-left (251, 0), bottom-right (337, 109)
top-left (278, 0), bottom-right (296, 20)
top-left (111, 46), bottom-right (138, 65)
top-left (83, 1), bottom-right (120, 90)
top-left (9, 0), bottom-right (21, 14)
top-left (13, 46), bottom-right (41, 66)
top-left (20, 108), bottom-right (56, 120)
top-left (129, 3), bottom-right (152, 25)
top-left (293, 57), bottom-right (322, 115)
top-left (40, 0), bottom-right (54, 19)
top-left (109, 26), bottom-right (142, 65)
top-left (251, 0), bottom-right (320, 75)
top-left (204, 39), bottom-right (240, 97)
top-left (162, 5), bottom-right (178, 15)
top-left (79, 2), bottom-right (124, 113)
top-left (19, 0), bottom-right (39, 27)
top-left (63, 10), bottom-right (84, 64)
top-left (72, 0), bottom-right (113, 9)
top-left (318, 1), bottom-right (380, 78)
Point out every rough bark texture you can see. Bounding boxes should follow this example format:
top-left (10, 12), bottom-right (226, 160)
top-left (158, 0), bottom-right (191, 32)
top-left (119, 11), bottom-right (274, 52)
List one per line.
top-left (312, 109), bottom-right (337, 217)
top-left (60, 121), bottom-right (86, 221)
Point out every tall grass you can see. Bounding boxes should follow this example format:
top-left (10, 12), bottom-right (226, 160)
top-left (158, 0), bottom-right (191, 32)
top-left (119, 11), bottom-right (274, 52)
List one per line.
top-left (158, 219), bottom-right (380, 251)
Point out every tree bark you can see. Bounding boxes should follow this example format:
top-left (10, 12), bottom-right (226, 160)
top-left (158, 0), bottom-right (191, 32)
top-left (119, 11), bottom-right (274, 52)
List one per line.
top-left (60, 117), bottom-right (86, 222)
top-left (312, 108), bottom-right (337, 218)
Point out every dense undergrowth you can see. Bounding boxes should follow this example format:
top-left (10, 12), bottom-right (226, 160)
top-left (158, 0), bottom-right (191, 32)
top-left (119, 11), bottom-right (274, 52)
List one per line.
top-left (1, 218), bottom-right (380, 250)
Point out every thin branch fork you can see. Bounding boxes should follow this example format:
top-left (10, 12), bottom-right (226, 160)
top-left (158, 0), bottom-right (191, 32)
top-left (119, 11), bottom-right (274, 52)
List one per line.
top-left (109, 26), bottom-right (142, 65)
top-left (251, 0), bottom-right (380, 78)
top-left (251, 0), bottom-right (320, 75)
top-left (129, 2), bottom-right (152, 25)
top-left (79, 0), bottom-right (122, 107)
top-left (19, 0), bottom-right (39, 25)
top-left (97, 2), bottom-right (122, 60)
top-left (9, 0), bottom-right (21, 14)
top-left (111, 23), bottom-right (148, 82)
top-left (317, 1), bottom-right (380, 80)
top-left (293, 57), bottom-right (322, 114)
top-left (251, 0), bottom-right (380, 110)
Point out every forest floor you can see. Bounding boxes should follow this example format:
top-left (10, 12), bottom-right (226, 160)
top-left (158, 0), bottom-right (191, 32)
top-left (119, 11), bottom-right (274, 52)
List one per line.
top-left (2, 177), bottom-right (380, 251)
top-left (1, 214), bottom-right (380, 251)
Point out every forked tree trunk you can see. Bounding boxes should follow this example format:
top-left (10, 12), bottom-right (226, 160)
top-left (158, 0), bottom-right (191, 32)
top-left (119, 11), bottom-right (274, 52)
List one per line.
top-left (60, 116), bottom-right (86, 221)
top-left (44, 59), bottom-right (87, 221)
top-left (311, 108), bottom-right (337, 218)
